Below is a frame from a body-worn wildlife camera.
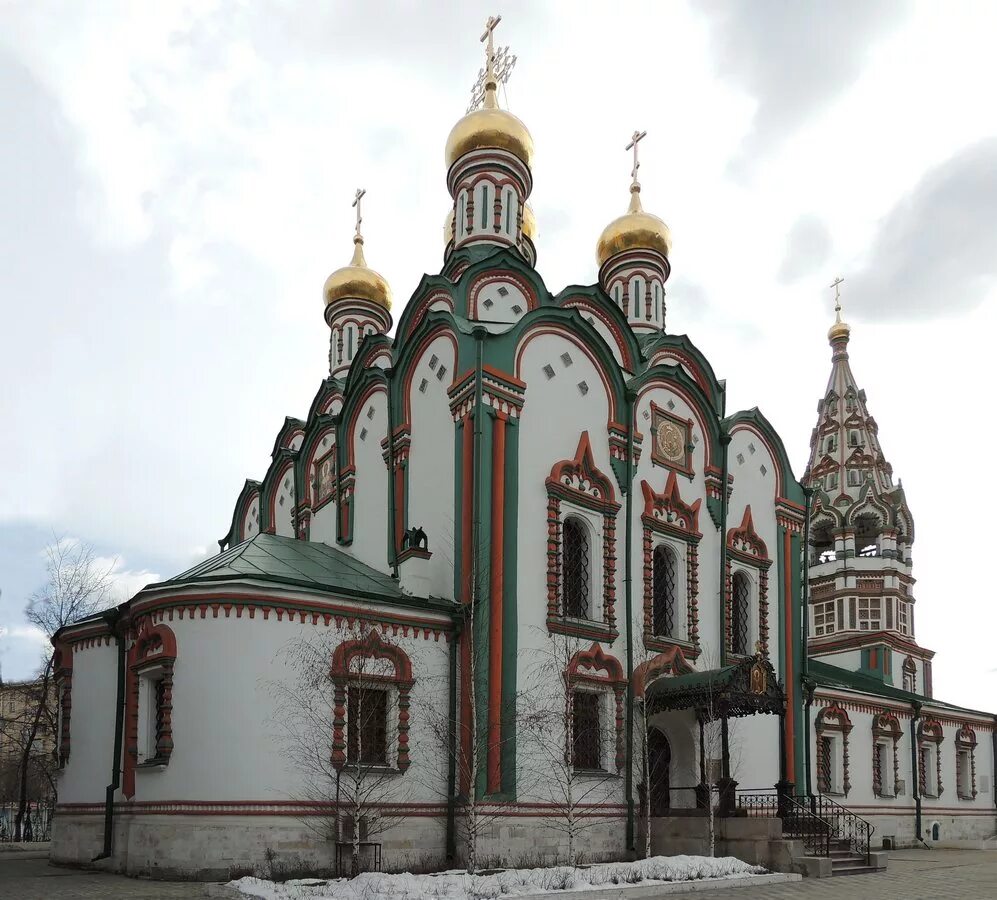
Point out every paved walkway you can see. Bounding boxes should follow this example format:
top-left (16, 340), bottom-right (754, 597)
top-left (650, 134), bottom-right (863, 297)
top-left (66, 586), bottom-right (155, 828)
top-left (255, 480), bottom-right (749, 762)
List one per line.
top-left (0, 848), bottom-right (994, 899)
top-left (0, 854), bottom-right (212, 899)
top-left (719, 849), bottom-right (997, 899)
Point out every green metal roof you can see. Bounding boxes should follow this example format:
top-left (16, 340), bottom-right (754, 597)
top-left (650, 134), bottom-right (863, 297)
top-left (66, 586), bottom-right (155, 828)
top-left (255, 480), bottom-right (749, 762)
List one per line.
top-left (158, 533), bottom-right (418, 603)
top-left (809, 659), bottom-right (994, 719)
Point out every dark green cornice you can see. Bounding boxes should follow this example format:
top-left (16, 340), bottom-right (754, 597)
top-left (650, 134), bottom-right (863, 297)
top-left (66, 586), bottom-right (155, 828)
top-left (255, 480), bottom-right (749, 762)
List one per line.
top-left (552, 283), bottom-right (643, 374)
top-left (639, 333), bottom-right (724, 412)
top-left (269, 416), bottom-right (306, 461)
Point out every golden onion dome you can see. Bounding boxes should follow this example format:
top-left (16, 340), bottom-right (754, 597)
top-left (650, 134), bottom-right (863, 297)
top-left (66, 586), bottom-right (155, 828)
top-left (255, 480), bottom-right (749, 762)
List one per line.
top-left (828, 315), bottom-right (851, 342)
top-left (596, 184), bottom-right (671, 268)
top-left (445, 202), bottom-right (536, 245)
top-left (323, 236), bottom-right (391, 310)
top-left (445, 81), bottom-right (534, 170)
top-left (522, 202), bottom-right (537, 242)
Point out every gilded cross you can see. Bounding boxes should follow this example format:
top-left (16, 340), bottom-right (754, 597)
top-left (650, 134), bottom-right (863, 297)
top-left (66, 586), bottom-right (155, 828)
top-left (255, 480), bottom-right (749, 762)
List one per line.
top-left (626, 129), bottom-right (648, 186)
top-left (481, 14), bottom-right (501, 60)
top-left (352, 188), bottom-right (366, 237)
top-left (467, 15), bottom-right (517, 113)
top-left (830, 276), bottom-right (845, 319)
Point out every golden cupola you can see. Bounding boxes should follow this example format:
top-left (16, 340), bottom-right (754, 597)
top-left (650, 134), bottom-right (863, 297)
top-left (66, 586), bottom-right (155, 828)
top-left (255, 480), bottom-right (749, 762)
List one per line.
top-left (323, 189), bottom-right (392, 379)
top-left (444, 16), bottom-right (535, 266)
top-left (596, 183), bottom-right (672, 268)
top-left (323, 234), bottom-right (392, 311)
top-left (827, 279), bottom-right (851, 344)
top-left (597, 131), bottom-right (672, 334)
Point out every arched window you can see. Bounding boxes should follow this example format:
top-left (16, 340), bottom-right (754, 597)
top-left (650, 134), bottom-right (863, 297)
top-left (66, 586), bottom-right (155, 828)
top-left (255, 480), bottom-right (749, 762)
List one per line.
top-left (458, 193), bottom-right (467, 238)
top-left (480, 183), bottom-right (489, 230)
top-left (731, 572), bottom-right (750, 655)
top-left (562, 516), bottom-right (590, 618)
top-left (652, 545), bottom-right (677, 637)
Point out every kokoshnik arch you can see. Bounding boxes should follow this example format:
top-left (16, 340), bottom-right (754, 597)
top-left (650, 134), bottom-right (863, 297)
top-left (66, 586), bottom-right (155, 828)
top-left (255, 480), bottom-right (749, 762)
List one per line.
top-left (50, 18), bottom-right (995, 879)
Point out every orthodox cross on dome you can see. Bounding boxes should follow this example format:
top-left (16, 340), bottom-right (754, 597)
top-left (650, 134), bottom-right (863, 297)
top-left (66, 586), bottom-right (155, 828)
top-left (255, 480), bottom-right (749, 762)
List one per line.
top-left (352, 188), bottom-right (366, 238)
top-left (626, 129), bottom-right (648, 188)
top-left (830, 275), bottom-right (845, 321)
top-left (467, 14), bottom-right (517, 113)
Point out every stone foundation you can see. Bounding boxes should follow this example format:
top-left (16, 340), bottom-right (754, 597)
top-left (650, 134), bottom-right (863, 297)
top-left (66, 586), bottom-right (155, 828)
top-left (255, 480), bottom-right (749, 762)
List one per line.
top-left (51, 812), bottom-right (627, 879)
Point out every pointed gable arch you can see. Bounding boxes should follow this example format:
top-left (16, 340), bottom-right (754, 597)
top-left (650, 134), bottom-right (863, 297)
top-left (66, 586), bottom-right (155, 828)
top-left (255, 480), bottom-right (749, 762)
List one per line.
top-left (555, 287), bottom-right (640, 372)
top-left (727, 506), bottom-right (769, 562)
top-left (547, 431), bottom-right (618, 509)
top-left (640, 471), bottom-right (702, 538)
top-left (632, 646), bottom-right (695, 698)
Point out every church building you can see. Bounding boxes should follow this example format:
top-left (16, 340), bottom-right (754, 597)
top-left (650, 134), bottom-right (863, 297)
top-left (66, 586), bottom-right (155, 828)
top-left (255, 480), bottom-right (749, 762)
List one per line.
top-left (50, 20), bottom-right (995, 880)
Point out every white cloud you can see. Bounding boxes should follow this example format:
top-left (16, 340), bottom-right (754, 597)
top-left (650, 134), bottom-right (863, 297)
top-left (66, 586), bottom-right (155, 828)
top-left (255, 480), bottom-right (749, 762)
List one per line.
top-left (0, 0), bottom-right (994, 708)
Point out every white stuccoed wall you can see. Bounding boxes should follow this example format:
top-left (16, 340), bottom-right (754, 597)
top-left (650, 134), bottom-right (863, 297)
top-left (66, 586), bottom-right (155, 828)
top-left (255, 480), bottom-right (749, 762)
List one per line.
top-left (57, 641), bottom-right (118, 803)
top-left (345, 389), bottom-right (390, 573)
top-left (406, 335), bottom-right (457, 599)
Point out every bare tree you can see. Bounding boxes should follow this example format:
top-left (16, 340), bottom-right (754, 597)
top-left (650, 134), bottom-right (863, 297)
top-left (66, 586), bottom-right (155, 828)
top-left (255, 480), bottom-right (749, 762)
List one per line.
top-left (11, 539), bottom-right (114, 840)
top-left (521, 626), bottom-right (623, 867)
top-left (269, 619), bottom-right (416, 876)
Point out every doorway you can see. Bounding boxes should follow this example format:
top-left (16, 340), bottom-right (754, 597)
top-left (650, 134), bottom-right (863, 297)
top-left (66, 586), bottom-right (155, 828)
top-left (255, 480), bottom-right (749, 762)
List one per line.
top-left (648, 729), bottom-right (672, 815)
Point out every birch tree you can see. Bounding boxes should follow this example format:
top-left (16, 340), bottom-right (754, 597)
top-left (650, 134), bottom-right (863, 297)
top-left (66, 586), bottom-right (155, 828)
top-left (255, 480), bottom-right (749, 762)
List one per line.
top-left (12, 539), bottom-right (114, 840)
top-left (270, 619), bottom-right (415, 876)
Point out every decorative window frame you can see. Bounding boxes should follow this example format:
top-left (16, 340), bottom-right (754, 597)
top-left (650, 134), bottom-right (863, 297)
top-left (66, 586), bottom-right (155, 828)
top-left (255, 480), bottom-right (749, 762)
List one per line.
top-left (124, 622), bottom-right (178, 798)
top-left (546, 433), bottom-right (621, 641)
top-left (725, 507), bottom-right (771, 659)
top-left (815, 703), bottom-right (852, 797)
top-left (648, 401), bottom-right (694, 476)
top-left (565, 643), bottom-right (627, 774)
top-left (955, 724), bottom-right (977, 801)
top-left (871, 712), bottom-right (902, 798)
top-left (640, 473), bottom-right (702, 655)
top-left (53, 641), bottom-right (73, 767)
top-left (330, 630), bottom-right (414, 773)
top-left (918, 718), bottom-right (944, 798)
top-left (902, 655), bottom-right (917, 693)
top-left (312, 445), bottom-right (337, 511)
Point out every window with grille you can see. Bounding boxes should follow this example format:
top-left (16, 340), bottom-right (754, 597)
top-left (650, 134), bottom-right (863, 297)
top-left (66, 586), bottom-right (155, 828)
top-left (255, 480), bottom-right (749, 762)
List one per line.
top-left (731, 572), bottom-right (750, 655)
top-left (347, 686), bottom-right (388, 766)
top-left (817, 735), bottom-right (832, 793)
top-left (857, 597), bottom-right (882, 631)
top-left (572, 691), bottom-right (601, 770)
top-left (652, 545), bottom-right (677, 637)
top-left (920, 744), bottom-right (934, 796)
top-left (813, 600), bottom-right (836, 636)
top-left (898, 602), bottom-right (910, 636)
top-left (561, 517), bottom-right (590, 619)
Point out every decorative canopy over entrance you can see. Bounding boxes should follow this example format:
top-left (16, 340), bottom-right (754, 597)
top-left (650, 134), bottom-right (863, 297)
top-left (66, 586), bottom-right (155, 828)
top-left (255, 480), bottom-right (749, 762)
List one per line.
top-left (643, 651), bottom-right (785, 719)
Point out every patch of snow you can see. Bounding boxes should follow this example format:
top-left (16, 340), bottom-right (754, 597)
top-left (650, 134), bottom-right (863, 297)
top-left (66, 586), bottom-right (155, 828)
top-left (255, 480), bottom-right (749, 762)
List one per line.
top-left (229, 855), bottom-right (765, 899)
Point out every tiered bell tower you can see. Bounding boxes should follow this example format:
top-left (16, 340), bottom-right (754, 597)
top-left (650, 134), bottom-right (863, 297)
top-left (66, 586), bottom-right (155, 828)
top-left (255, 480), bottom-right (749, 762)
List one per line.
top-left (804, 280), bottom-right (934, 695)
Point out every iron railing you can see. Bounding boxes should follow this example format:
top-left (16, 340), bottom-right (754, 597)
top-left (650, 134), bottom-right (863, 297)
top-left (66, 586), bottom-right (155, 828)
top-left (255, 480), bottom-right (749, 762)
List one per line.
top-left (735, 789), bottom-right (873, 864)
top-left (736, 789), bottom-right (832, 858)
top-left (0, 800), bottom-right (54, 842)
top-left (809, 792), bottom-right (874, 863)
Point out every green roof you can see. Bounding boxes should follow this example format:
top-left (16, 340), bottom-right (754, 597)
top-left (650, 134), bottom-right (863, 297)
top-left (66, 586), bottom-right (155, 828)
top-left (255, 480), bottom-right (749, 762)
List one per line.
top-left (809, 659), bottom-right (994, 719)
top-left (157, 533), bottom-right (423, 604)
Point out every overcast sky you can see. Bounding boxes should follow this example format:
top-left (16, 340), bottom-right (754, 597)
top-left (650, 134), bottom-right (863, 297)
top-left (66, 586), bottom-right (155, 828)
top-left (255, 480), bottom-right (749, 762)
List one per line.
top-left (1, 1), bottom-right (995, 710)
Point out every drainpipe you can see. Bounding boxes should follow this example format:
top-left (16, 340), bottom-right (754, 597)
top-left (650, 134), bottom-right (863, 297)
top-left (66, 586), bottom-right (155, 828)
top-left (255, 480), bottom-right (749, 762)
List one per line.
top-left (717, 385), bottom-right (730, 668)
top-left (992, 715), bottom-right (996, 814)
top-left (385, 368), bottom-right (399, 579)
top-left (471, 328), bottom-right (485, 794)
top-left (93, 609), bottom-right (125, 862)
top-left (445, 611), bottom-right (461, 863)
top-left (623, 388), bottom-right (636, 854)
top-left (910, 699), bottom-right (922, 843)
top-left (802, 486), bottom-right (813, 797)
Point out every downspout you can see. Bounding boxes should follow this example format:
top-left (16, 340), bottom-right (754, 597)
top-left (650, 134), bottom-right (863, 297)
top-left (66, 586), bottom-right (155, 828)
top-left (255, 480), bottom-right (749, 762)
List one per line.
top-left (802, 486), bottom-right (813, 797)
top-left (385, 368), bottom-right (399, 579)
top-left (93, 609), bottom-right (125, 862)
top-left (910, 699), bottom-right (922, 843)
top-left (445, 611), bottom-right (461, 863)
top-left (992, 715), bottom-right (996, 815)
top-left (471, 328), bottom-right (485, 791)
top-left (718, 382), bottom-right (730, 668)
top-left (623, 388), bottom-right (636, 854)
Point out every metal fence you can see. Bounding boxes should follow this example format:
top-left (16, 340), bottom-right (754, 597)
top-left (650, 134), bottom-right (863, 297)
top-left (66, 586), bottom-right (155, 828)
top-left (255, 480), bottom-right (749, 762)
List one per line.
top-left (0, 800), bottom-right (54, 842)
